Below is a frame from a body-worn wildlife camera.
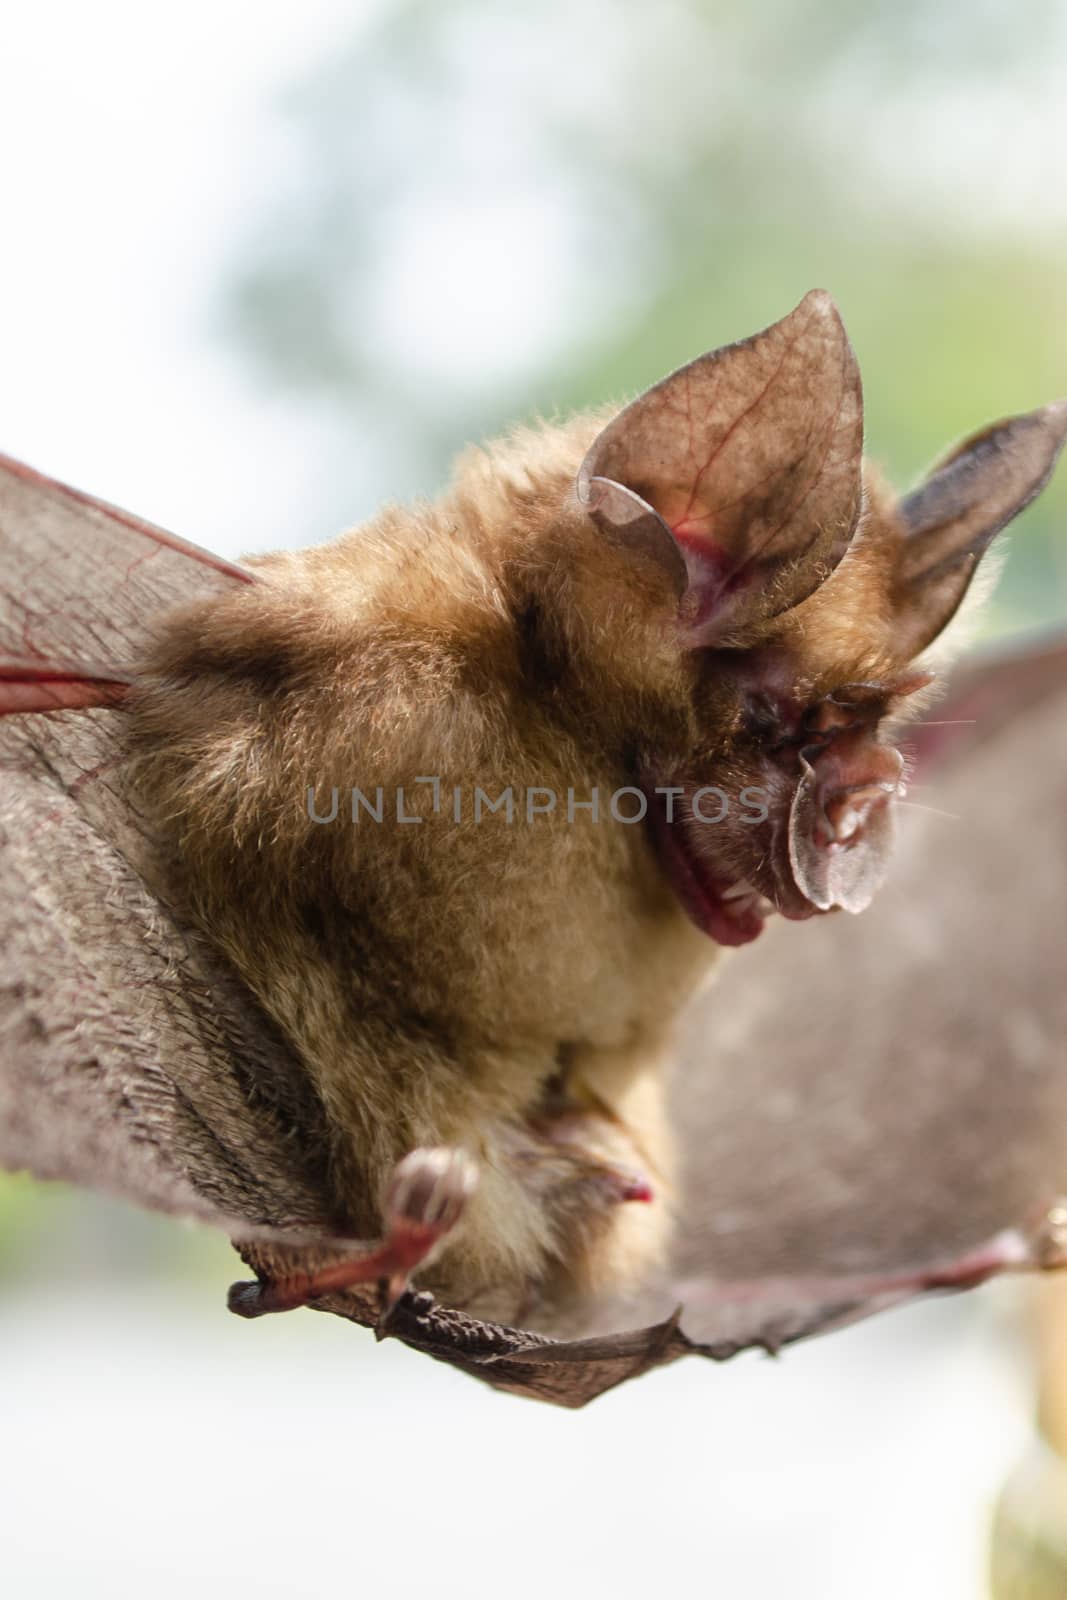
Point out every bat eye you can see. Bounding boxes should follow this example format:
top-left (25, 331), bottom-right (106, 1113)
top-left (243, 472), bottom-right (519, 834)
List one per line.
top-left (741, 693), bottom-right (782, 742)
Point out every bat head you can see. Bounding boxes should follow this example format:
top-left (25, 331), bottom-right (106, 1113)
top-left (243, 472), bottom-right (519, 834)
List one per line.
top-left (574, 290), bottom-right (1067, 945)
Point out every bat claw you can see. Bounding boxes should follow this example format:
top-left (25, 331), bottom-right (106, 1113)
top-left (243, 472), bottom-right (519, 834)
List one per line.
top-left (227, 1274), bottom-right (314, 1316)
top-left (375, 1147), bottom-right (478, 1322)
top-left (227, 1279), bottom-right (271, 1318)
top-left (385, 1146), bottom-right (478, 1238)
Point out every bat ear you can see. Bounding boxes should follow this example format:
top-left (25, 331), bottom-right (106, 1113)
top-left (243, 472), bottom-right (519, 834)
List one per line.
top-left (576, 289), bottom-right (864, 643)
top-left (892, 401), bottom-right (1067, 657)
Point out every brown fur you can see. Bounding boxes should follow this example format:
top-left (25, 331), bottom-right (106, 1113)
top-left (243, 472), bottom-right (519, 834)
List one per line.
top-left (124, 298), bottom-right (1066, 1329)
top-left (127, 415), bottom-right (703, 1322)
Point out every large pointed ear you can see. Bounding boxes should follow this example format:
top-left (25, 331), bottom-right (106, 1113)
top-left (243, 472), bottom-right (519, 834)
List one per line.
top-left (892, 400), bottom-right (1067, 657)
top-left (576, 289), bottom-right (864, 643)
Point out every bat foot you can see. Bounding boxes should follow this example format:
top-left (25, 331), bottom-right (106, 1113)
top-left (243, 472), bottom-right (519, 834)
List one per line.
top-left (376, 1146), bottom-right (479, 1313)
top-left (226, 1147), bottom-right (478, 1321)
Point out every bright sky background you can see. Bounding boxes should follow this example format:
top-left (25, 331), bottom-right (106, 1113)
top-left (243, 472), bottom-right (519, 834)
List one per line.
top-left (0, 1277), bottom-right (1037, 1600)
top-left (0, 1), bottom-right (392, 556)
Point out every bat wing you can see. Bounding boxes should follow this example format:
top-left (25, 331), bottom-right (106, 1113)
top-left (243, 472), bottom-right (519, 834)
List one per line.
top-left (1, 454), bottom-right (1064, 1409)
top-left (0, 455), bottom-right (331, 1236)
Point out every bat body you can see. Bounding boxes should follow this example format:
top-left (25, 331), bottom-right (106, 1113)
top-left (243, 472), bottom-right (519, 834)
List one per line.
top-left (130, 412), bottom-right (709, 1324)
top-left (105, 293), bottom-right (1067, 1329)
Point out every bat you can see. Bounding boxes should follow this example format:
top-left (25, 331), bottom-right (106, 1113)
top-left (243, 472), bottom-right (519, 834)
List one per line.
top-left (1, 290), bottom-right (1066, 1405)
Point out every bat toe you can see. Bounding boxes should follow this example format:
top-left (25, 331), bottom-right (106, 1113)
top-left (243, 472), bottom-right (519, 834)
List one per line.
top-left (384, 1146), bottom-right (479, 1238)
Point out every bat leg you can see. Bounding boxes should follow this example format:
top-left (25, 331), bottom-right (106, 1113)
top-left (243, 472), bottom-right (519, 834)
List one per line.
top-left (228, 1147), bottom-right (478, 1319)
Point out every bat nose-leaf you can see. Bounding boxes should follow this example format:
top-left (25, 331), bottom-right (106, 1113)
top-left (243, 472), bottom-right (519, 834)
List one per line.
top-left (818, 783), bottom-right (893, 849)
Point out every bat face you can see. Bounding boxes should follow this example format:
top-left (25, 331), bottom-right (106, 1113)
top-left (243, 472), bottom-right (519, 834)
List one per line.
top-left (576, 291), bottom-right (1067, 948)
top-left (640, 651), bottom-right (930, 947)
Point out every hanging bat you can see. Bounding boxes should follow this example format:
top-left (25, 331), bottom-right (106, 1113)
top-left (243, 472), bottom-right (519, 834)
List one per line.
top-left (1, 290), bottom-right (1066, 1403)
